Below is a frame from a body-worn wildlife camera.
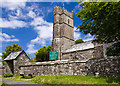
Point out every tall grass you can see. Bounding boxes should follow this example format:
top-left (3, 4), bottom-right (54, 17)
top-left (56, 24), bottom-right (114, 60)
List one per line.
top-left (30, 75), bottom-right (120, 85)
top-left (4, 75), bottom-right (120, 85)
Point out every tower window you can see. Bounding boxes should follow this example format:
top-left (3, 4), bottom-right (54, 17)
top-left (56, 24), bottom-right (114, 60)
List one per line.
top-left (68, 19), bottom-right (70, 24)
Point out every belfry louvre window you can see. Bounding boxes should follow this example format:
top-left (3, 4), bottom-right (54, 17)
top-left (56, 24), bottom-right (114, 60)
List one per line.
top-left (68, 19), bottom-right (70, 24)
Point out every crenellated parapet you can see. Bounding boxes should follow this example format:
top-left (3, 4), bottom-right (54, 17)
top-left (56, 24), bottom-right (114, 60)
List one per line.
top-left (54, 6), bottom-right (62, 15)
top-left (62, 9), bottom-right (73, 19)
top-left (54, 5), bottom-right (73, 19)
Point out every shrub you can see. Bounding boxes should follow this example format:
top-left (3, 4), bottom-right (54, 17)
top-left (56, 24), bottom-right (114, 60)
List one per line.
top-left (20, 74), bottom-right (34, 79)
top-left (24, 75), bottom-right (32, 79)
top-left (20, 74), bottom-right (24, 78)
top-left (2, 72), bottom-right (4, 75)
top-left (3, 73), bottom-right (13, 78)
top-left (75, 39), bottom-right (84, 44)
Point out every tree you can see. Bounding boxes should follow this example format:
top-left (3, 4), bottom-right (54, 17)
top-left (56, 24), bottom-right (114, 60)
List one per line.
top-left (29, 58), bottom-right (34, 62)
top-left (76, 2), bottom-right (120, 55)
top-left (35, 45), bottom-right (52, 62)
top-left (28, 54), bottom-right (36, 62)
top-left (106, 42), bottom-right (120, 56)
top-left (33, 57), bottom-right (37, 62)
top-left (75, 39), bottom-right (84, 44)
top-left (2, 44), bottom-right (23, 59)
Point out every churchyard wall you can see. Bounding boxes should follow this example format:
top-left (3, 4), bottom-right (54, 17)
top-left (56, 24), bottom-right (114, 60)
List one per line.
top-left (19, 56), bottom-right (120, 77)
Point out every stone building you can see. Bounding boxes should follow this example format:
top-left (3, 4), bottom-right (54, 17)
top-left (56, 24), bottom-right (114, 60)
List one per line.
top-left (62, 41), bottom-right (105, 60)
top-left (4, 50), bottom-right (29, 76)
top-left (52, 4), bottom-right (74, 59)
top-left (52, 5), bottom-right (105, 60)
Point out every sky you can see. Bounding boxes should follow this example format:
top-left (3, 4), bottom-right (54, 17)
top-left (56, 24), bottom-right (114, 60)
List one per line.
top-left (0, 1), bottom-right (94, 58)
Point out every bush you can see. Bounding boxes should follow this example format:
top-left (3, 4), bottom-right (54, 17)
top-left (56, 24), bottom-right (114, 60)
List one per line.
top-left (24, 75), bottom-right (32, 79)
top-left (20, 74), bottom-right (34, 79)
top-left (75, 39), bottom-right (84, 44)
top-left (3, 73), bottom-right (13, 78)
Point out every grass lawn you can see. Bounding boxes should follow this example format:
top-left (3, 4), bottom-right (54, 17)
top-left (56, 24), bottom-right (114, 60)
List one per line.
top-left (3, 75), bottom-right (120, 85)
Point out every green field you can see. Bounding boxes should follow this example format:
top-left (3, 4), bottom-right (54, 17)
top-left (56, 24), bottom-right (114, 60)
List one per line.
top-left (3, 75), bottom-right (120, 85)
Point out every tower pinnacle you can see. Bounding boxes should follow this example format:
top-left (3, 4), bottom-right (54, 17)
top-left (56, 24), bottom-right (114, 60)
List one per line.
top-left (72, 10), bottom-right (73, 16)
top-left (63, 4), bottom-right (64, 9)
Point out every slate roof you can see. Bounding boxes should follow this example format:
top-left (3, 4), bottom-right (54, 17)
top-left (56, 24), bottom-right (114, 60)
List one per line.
top-left (4, 50), bottom-right (23, 61)
top-left (63, 41), bottom-right (94, 53)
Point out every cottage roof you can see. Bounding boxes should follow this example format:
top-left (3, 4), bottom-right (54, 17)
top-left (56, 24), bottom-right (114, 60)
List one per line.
top-left (4, 50), bottom-right (23, 61)
top-left (63, 41), bottom-right (94, 53)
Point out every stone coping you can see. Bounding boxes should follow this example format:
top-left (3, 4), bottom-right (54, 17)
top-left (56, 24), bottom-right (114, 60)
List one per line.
top-left (20, 59), bottom-right (89, 67)
top-left (89, 56), bottom-right (120, 61)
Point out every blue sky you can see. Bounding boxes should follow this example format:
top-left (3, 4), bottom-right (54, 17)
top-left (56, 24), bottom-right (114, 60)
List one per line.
top-left (0, 1), bottom-right (94, 58)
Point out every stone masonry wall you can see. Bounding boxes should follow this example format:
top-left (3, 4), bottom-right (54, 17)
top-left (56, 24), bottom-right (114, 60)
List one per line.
top-left (62, 49), bottom-right (94, 60)
top-left (20, 56), bottom-right (120, 77)
top-left (4, 61), bottom-right (13, 74)
top-left (87, 56), bottom-right (120, 77)
top-left (93, 45), bottom-right (104, 58)
top-left (20, 60), bottom-right (88, 76)
top-left (14, 52), bottom-right (29, 76)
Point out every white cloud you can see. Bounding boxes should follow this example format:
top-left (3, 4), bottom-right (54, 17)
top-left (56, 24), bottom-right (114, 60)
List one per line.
top-left (26, 17), bottom-right (53, 54)
top-left (74, 27), bottom-right (94, 41)
top-left (74, 32), bottom-right (81, 40)
top-left (84, 33), bottom-right (91, 38)
top-left (27, 10), bottom-right (36, 18)
top-left (83, 37), bottom-right (94, 42)
top-left (26, 44), bottom-right (37, 54)
top-left (35, 25), bottom-right (53, 39)
top-left (74, 27), bottom-right (81, 40)
top-left (0, 18), bottom-right (27, 29)
top-left (31, 17), bottom-right (50, 26)
top-left (74, 27), bottom-right (79, 31)
top-left (15, 9), bottom-right (21, 16)
top-left (11, 35), bottom-right (15, 38)
top-left (0, 32), bottom-right (19, 42)
top-left (62, 0), bottom-right (70, 2)
top-left (0, 32), bottom-right (11, 38)
top-left (83, 33), bottom-right (94, 42)
top-left (31, 37), bottom-right (40, 44)
top-left (0, 0), bottom-right (27, 10)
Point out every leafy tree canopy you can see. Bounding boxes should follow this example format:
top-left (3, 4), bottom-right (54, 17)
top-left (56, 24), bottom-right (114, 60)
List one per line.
top-left (29, 58), bottom-right (34, 62)
top-left (76, 2), bottom-right (120, 56)
top-left (2, 44), bottom-right (23, 59)
top-left (106, 42), bottom-right (120, 56)
top-left (76, 2), bottom-right (120, 43)
top-left (75, 39), bottom-right (84, 44)
top-left (35, 45), bottom-right (52, 62)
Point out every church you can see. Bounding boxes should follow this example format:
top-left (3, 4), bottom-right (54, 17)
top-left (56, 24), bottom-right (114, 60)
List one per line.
top-left (3, 5), bottom-right (117, 76)
top-left (52, 4), bottom-right (106, 60)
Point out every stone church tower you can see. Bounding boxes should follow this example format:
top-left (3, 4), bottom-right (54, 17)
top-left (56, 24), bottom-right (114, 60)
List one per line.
top-left (52, 4), bottom-right (75, 59)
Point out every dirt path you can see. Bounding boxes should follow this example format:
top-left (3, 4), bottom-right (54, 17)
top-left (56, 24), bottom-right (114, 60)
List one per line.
top-left (2, 79), bottom-right (49, 86)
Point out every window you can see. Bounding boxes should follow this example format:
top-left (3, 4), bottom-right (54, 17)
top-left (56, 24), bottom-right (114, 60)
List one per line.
top-left (68, 19), bottom-right (70, 24)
